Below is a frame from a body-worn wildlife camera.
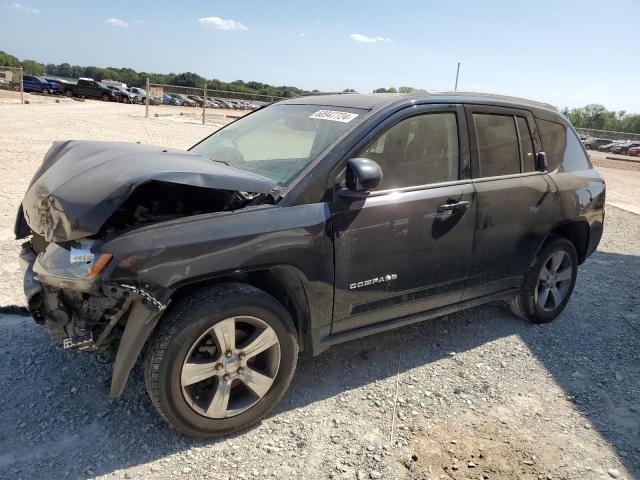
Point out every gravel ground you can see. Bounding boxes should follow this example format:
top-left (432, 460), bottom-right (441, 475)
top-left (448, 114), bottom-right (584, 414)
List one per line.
top-left (0, 98), bottom-right (639, 480)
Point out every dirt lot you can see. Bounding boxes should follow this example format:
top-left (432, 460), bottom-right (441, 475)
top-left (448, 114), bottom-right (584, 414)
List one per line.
top-left (0, 97), bottom-right (638, 480)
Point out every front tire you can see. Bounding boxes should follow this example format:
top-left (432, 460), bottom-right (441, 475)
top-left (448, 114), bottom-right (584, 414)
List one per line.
top-left (511, 236), bottom-right (578, 323)
top-left (144, 283), bottom-right (298, 438)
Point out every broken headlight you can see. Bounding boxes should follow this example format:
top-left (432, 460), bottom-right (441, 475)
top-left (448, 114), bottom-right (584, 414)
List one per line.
top-left (33, 241), bottom-right (112, 290)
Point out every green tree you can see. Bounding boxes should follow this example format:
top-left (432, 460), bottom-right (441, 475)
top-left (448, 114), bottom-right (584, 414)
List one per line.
top-left (21, 59), bottom-right (45, 75)
top-left (0, 51), bottom-right (21, 67)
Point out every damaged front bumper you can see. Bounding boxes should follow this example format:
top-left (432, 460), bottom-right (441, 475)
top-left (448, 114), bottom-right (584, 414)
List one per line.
top-left (20, 238), bottom-right (168, 396)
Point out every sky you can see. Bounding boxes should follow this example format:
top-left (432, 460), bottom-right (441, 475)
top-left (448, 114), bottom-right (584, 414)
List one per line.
top-left (2, 0), bottom-right (639, 112)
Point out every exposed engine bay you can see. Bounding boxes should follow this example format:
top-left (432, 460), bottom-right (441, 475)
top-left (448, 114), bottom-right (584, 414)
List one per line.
top-left (102, 181), bottom-right (262, 233)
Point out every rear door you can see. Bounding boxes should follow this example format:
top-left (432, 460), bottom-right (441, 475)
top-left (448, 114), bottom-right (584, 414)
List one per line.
top-left (76, 79), bottom-right (91, 97)
top-left (331, 104), bottom-right (477, 333)
top-left (462, 105), bottom-right (558, 300)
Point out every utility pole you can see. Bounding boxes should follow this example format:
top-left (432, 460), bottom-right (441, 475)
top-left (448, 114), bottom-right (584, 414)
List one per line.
top-left (19, 66), bottom-right (24, 104)
top-left (202, 83), bottom-right (207, 125)
top-left (145, 77), bottom-right (150, 118)
top-left (454, 62), bottom-right (460, 92)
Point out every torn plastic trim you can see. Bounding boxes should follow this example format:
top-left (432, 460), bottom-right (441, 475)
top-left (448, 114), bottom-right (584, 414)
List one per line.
top-left (120, 284), bottom-right (168, 312)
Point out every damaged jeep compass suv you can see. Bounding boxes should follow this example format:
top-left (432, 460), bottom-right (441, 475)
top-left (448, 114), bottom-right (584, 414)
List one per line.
top-left (16, 93), bottom-right (605, 437)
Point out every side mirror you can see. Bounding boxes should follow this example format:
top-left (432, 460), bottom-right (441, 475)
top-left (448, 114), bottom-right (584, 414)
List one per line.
top-left (338, 158), bottom-right (383, 198)
top-left (536, 152), bottom-right (548, 172)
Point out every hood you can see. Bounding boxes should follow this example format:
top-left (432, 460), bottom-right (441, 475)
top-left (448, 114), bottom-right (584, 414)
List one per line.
top-left (17, 140), bottom-right (277, 242)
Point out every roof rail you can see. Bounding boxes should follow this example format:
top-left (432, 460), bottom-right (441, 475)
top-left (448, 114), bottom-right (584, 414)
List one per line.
top-left (297, 91), bottom-right (359, 97)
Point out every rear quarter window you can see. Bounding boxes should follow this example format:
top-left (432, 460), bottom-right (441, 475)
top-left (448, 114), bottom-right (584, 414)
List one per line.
top-left (536, 119), bottom-right (591, 172)
top-left (563, 129), bottom-right (591, 171)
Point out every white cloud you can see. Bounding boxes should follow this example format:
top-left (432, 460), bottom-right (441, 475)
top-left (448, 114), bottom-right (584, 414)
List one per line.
top-left (198, 16), bottom-right (248, 31)
top-left (350, 33), bottom-right (392, 43)
top-left (299, 33), bottom-right (306, 37)
top-left (105, 18), bottom-right (129, 28)
top-left (13, 3), bottom-right (39, 14)
top-left (132, 19), bottom-right (148, 25)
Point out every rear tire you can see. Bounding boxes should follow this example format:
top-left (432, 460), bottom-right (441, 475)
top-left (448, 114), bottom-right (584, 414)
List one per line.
top-left (510, 236), bottom-right (578, 323)
top-left (102, 93), bottom-right (110, 102)
top-left (144, 283), bottom-right (298, 438)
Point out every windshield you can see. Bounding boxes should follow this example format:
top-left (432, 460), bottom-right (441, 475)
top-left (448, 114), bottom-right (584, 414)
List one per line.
top-left (190, 104), bottom-right (367, 184)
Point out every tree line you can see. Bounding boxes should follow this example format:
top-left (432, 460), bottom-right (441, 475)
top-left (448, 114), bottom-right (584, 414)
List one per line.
top-left (561, 104), bottom-right (640, 134)
top-left (4, 50), bottom-right (639, 132)
top-left (0, 50), bottom-right (304, 98)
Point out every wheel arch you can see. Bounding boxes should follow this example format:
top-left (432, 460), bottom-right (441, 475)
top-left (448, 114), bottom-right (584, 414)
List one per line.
top-left (169, 265), bottom-right (314, 353)
top-left (538, 219), bottom-right (590, 265)
top-left (110, 265), bottom-right (314, 397)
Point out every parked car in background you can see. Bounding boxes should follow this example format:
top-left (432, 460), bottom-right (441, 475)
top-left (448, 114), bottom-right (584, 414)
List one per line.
top-left (583, 138), bottom-right (612, 150)
top-left (187, 95), bottom-right (206, 106)
top-left (596, 141), bottom-right (622, 152)
top-left (22, 75), bottom-right (53, 94)
top-left (174, 94), bottom-right (197, 107)
top-left (628, 146), bottom-right (640, 157)
top-left (609, 141), bottom-right (640, 155)
top-left (162, 94), bottom-right (183, 106)
top-left (127, 87), bottom-right (146, 103)
top-left (58, 78), bottom-right (116, 101)
top-left (106, 85), bottom-right (137, 103)
top-left (44, 78), bottom-right (73, 95)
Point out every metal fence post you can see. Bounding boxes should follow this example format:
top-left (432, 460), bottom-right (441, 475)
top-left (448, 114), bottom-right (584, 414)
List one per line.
top-left (145, 77), bottom-right (150, 118)
top-left (19, 66), bottom-right (24, 104)
top-left (203, 83), bottom-right (207, 125)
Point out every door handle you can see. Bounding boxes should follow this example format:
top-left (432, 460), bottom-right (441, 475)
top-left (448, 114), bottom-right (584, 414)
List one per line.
top-left (437, 200), bottom-right (471, 214)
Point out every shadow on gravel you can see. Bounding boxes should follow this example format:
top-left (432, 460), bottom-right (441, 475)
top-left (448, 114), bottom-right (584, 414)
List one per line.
top-left (0, 251), bottom-right (638, 478)
top-left (520, 250), bottom-right (640, 478)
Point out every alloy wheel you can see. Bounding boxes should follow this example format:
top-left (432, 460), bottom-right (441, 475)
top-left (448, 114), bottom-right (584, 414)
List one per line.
top-left (536, 251), bottom-right (573, 311)
top-left (180, 316), bottom-right (281, 419)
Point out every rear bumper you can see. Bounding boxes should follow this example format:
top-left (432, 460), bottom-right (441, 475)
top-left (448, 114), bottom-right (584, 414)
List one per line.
top-left (586, 211), bottom-right (605, 260)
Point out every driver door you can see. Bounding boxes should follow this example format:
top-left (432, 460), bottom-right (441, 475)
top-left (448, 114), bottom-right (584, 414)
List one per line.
top-left (331, 105), bottom-right (477, 333)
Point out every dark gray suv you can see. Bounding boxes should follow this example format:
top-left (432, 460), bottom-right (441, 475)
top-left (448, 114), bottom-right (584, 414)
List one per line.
top-left (16, 93), bottom-right (605, 437)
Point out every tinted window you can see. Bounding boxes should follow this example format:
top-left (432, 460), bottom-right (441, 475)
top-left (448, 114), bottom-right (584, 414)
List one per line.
top-left (473, 114), bottom-right (520, 177)
top-left (536, 119), bottom-right (566, 171)
top-left (359, 113), bottom-right (459, 189)
top-left (516, 117), bottom-right (535, 172)
top-left (563, 130), bottom-right (591, 171)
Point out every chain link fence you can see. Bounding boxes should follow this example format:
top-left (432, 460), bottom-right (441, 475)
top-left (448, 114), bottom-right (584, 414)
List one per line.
top-left (576, 127), bottom-right (640, 143)
top-left (0, 66), bottom-right (24, 103)
top-left (144, 81), bottom-right (285, 125)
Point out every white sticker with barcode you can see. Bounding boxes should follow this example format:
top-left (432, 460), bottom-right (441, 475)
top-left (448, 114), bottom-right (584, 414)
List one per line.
top-left (309, 110), bottom-right (359, 123)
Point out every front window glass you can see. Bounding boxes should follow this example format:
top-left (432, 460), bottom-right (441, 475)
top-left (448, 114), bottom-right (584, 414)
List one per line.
top-left (191, 104), bottom-right (366, 184)
top-left (358, 113), bottom-right (459, 189)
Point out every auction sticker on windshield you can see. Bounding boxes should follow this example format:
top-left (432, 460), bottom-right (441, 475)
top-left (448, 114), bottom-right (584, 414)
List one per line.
top-left (309, 110), bottom-right (359, 123)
